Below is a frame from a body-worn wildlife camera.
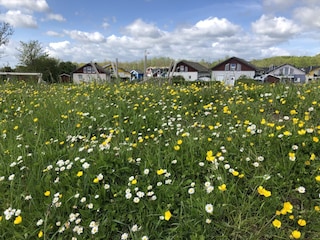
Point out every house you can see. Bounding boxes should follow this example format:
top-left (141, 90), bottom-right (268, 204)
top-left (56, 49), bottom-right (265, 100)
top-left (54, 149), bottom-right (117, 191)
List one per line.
top-left (264, 75), bottom-right (280, 83)
top-left (305, 66), bottom-right (320, 82)
top-left (170, 60), bottom-right (211, 81)
top-left (266, 64), bottom-right (306, 83)
top-left (103, 64), bottom-right (131, 81)
top-left (130, 70), bottom-right (144, 81)
top-left (59, 73), bottom-right (71, 83)
top-left (146, 67), bottom-right (169, 78)
top-left (211, 57), bottom-right (257, 85)
top-left (72, 62), bottom-right (110, 84)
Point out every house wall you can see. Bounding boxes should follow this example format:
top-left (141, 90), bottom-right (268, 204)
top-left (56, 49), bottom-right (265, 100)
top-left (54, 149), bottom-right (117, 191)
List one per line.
top-left (306, 68), bottom-right (320, 82)
top-left (60, 75), bottom-right (71, 83)
top-left (173, 72), bottom-right (198, 81)
top-left (73, 73), bottom-right (107, 84)
top-left (211, 70), bottom-right (255, 83)
top-left (267, 65), bottom-right (306, 83)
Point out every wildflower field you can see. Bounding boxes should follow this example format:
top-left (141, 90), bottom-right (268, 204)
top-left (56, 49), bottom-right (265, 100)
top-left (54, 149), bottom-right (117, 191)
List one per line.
top-left (1, 80), bottom-right (320, 240)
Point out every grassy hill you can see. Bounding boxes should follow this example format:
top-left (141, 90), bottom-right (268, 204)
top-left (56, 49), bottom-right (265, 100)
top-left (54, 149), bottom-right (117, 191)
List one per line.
top-left (250, 54), bottom-right (320, 68)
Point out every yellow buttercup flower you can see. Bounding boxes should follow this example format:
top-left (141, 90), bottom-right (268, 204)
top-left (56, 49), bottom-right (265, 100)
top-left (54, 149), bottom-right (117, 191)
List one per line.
top-left (38, 230), bottom-right (43, 238)
top-left (14, 215), bottom-right (22, 225)
top-left (257, 186), bottom-right (271, 197)
top-left (272, 219), bottom-right (281, 228)
top-left (218, 184), bottom-right (227, 192)
top-left (164, 210), bottom-right (172, 221)
top-left (281, 201), bottom-right (293, 214)
top-left (206, 150), bottom-right (215, 162)
top-left (93, 178), bottom-right (99, 183)
top-left (291, 230), bottom-right (301, 239)
top-left (297, 219), bottom-right (306, 227)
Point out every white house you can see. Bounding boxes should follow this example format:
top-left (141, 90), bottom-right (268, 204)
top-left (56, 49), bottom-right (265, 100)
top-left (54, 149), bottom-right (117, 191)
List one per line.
top-left (170, 60), bottom-right (211, 81)
top-left (72, 62), bottom-right (110, 84)
top-left (211, 57), bottom-right (257, 85)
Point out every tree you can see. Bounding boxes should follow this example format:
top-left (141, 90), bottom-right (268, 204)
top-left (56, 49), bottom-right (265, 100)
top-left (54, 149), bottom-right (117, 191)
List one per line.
top-left (0, 22), bottom-right (13, 46)
top-left (58, 61), bottom-right (77, 75)
top-left (16, 40), bottom-right (48, 68)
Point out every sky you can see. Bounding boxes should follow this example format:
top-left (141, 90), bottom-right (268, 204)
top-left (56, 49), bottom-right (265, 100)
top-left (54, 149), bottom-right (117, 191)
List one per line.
top-left (0, 0), bottom-right (320, 67)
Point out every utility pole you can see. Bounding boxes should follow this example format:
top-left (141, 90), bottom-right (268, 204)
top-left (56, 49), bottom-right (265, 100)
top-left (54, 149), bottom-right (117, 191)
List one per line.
top-left (115, 58), bottom-right (119, 79)
top-left (144, 49), bottom-right (149, 80)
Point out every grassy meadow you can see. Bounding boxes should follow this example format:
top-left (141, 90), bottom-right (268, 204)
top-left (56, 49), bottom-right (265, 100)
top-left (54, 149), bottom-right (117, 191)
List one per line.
top-left (0, 80), bottom-right (320, 239)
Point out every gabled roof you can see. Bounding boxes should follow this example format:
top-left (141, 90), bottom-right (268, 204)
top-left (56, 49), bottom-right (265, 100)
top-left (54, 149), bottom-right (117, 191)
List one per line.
top-left (59, 73), bottom-right (71, 77)
top-left (211, 56), bottom-right (257, 71)
top-left (266, 63), bottom-right (305, 74)
top-left (73, 62), bottom-right (107, 74)
top-left (175, 60), bottom-right (209, 72)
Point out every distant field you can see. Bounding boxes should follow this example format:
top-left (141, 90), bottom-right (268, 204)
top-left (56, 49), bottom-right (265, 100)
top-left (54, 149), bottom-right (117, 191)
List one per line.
top-left (0, 81), bottom-right (320, 239)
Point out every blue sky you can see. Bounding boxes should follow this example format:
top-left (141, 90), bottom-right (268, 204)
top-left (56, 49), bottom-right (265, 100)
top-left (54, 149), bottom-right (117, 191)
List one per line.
top-left (0, 0), bottom-right (320, 67)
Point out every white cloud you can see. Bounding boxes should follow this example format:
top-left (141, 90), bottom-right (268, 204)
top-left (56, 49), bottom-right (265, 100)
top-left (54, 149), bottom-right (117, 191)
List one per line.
top-left (49, 41), bottom-right (70, 50)
top-left (0, 0), bottom-right (49, 12)
top-left (46, 13), bottom-right (66, 22)
top-left (0, 10), bottom-right (37, 28)
top-left (262, 0), bottom-right (298, 12)
top-left (184, 17), bottom-right (240, 37)
top-left (293, 6), bottom-right (320, 28)
top-left (42, 14), bottom-right (301, 65)
top-left (102, 21), bottom-right (109, 29)
top-left (260, 47), bottom-right (290, 57)
top-left (46, 31), bottom-right (64, 37)
top-left (64, 30), bottom-right (106, 43)
top-left (124, 19), bottom-right (164, 38)
top-left (252, 15), bottom-right (301, 39)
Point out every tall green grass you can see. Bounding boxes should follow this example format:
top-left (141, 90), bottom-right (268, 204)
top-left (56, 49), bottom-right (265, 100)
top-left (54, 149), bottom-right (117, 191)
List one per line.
top-left (0, 80), bottom-right (320, 239)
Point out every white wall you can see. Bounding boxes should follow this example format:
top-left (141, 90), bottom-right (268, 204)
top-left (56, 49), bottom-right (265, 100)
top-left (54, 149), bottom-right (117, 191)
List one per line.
top-left (212, 71), bottom-right (255, 83)
top-left (73, 73), bottom-right (107, 84)
top-left (173, 72), bottom-right (198, 81)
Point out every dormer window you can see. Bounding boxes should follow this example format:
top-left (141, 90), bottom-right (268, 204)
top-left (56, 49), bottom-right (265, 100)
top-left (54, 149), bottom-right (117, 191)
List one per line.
top-left (230, 63), bottom-right (236, 71)
top-left (83, 66), bottom-right (95, 74)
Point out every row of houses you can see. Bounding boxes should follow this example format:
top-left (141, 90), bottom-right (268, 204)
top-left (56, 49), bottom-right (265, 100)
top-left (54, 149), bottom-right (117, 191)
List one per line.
top-left (62, 57), bottom-right (320, 85)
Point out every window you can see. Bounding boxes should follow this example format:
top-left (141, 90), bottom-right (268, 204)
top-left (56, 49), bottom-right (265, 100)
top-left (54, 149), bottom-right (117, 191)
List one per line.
top-left (237, 64), bottom-right (241, 71)
top-left (290, 68), bottom-right (294, 75)
top-left (230, 63), bottom-right (236, 71)
top-left (78, 74), bottom-right (83, 80)
top-left (180, 65), bottom-right (184, 72)
top-left (283, 67), bottom-right (289, 75)
top-left (225, 63), bottom-right (230, 71)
